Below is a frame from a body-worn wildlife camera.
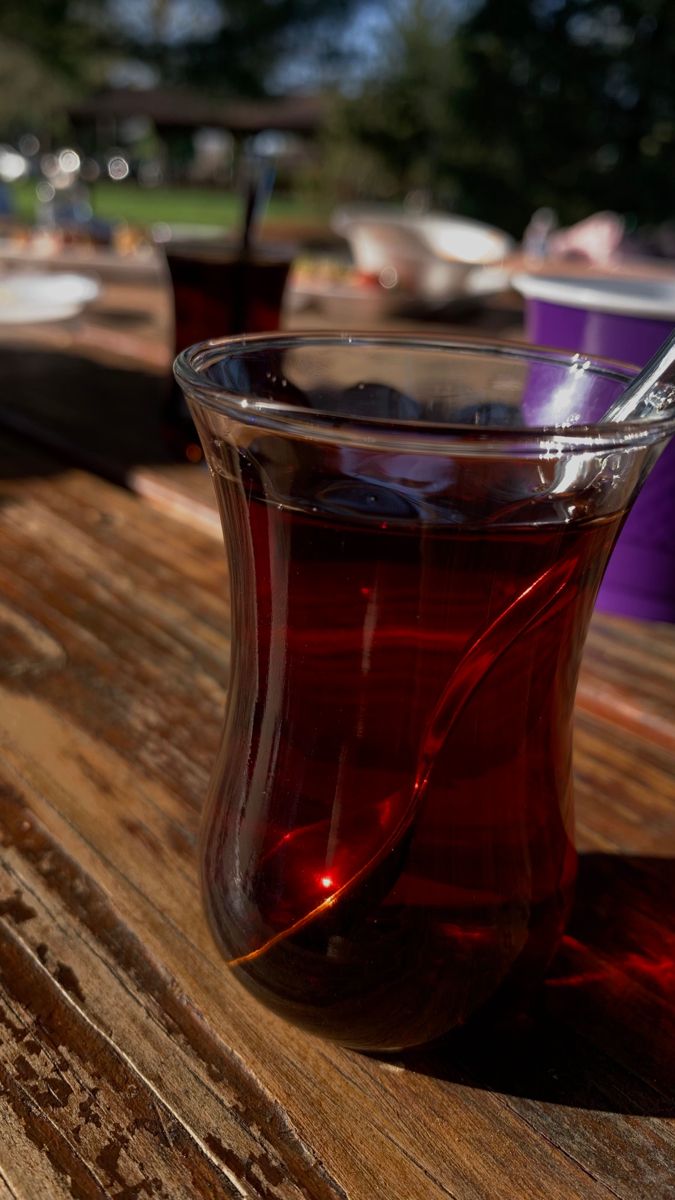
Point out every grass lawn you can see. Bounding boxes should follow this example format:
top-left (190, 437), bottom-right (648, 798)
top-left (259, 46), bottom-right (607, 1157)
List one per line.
top-left (9, 180), bottom-right (330, 232)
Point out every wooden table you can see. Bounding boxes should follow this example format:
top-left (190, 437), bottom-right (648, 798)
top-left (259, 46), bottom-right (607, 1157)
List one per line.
top-left (0, 428), bottom-right (674, 1200)
top-left (0, 246), bottom-right (524, 533)
top-left (1, 257), bottom-right (674, 1198)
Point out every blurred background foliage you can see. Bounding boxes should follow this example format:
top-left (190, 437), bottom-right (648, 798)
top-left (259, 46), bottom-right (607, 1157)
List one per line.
top-left (1, 0), bottom-right (673, 236)
top-left (0, 0), bottom-right (108, 131)
top-left (112, 0), bottom-right (365, 96)
top-left (323, 0), bottom-right (675, 232)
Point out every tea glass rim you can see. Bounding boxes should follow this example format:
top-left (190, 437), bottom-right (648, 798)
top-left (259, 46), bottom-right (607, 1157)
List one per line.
top-left (174, 332), bottom-right (675, 457)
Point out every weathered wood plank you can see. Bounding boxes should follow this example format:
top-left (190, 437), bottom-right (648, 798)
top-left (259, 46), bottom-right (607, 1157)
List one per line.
top-left (0, 438), bottom-right (673, 1199)
top-left (130, 463), bottom-right (221, 536)
top-left (0, 1095), bottom-right (78, 1200)
top-left (0, 851), bottom-right (314, 1200)
top-left (579, 615), bottom-right (675, 753)
top-left (2, 428), bottom-right (674, 762)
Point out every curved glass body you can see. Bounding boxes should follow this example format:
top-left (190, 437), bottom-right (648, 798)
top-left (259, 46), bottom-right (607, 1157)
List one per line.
top-left (175, 335), bottom-right (675, 1051)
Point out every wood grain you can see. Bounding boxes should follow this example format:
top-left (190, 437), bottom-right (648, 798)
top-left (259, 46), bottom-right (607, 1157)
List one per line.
top-left (0, 435), bottom-right (673, 1199)
top-left (579, 617), bottom-right (675, 753)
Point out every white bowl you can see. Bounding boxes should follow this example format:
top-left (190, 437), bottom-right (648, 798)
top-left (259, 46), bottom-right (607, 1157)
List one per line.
top-left (0, 271), bottom-right (100, 324)
top-left (332, 207), bottom-right (513, 305)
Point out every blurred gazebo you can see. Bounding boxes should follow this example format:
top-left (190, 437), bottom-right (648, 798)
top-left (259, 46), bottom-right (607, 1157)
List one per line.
top-left (68, 88), bottom-right (325, 180)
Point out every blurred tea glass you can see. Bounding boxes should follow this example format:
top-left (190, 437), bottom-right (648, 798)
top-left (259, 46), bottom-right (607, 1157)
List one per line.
top-left (163, 239), bottom-right (293, 460)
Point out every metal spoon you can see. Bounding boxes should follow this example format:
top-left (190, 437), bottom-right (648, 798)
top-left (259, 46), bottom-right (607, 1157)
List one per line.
top-left (602, 328), bottom-right (675, 424)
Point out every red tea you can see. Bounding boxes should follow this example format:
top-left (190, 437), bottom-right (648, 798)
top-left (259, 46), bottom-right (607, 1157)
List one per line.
top-left (202, 468), bottom-right (622, 1049)
top-left (163, 248), bottom-right (291, 461)
top-left (167, 249), bottom-right (291, 352)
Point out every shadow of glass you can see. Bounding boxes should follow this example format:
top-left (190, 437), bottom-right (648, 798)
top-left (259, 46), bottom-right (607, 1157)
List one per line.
top-left (396, 852), bottom-right (675, 1117)
top-left (0, 346), bottom-right (173, 480)
top-left (0, 421), bottom-right (71, 506)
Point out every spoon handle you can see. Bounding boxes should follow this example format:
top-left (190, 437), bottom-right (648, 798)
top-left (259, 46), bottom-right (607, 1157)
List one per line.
top-left (603, 328), bottom-right (675, 424)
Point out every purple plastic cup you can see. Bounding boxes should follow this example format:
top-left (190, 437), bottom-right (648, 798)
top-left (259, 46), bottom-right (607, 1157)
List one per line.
top-left (513, 272), bottom-right (675, 622)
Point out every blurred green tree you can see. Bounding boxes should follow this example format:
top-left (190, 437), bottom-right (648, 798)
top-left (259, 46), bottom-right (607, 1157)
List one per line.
top-left (132, 0), bottom-right (367, 97)
top-left (305, 0), bottom-right (461, 205)
top-left (326, 0), bottom-right (675, 234)
top-left (0, 0), bottom-right (111, 132)
top-left (452, 0), bottom-right (675, 231)
top-left (0, 0), bottom-right (367, 134)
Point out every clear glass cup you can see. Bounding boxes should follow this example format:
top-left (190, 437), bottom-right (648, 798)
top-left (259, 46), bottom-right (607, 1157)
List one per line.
top-left (175, 334), bottom-right (675, 1051)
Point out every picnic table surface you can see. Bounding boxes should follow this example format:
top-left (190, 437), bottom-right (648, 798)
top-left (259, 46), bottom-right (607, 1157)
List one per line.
top-left (0, 247), bottom-right (673, 1200)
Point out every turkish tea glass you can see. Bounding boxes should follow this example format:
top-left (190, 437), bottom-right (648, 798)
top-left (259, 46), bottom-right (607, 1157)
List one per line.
top-left (175, 334), bottom-right (675, 1051)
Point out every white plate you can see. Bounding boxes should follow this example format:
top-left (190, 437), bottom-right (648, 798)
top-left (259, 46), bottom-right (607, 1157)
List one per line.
top-left (0, 272), bottom-right (100, 324)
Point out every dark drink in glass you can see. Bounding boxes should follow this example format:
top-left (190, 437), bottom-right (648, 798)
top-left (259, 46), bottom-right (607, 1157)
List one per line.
top-left (174, 335), bottom-right (675, 1050)
top-left (163, 242), bottom-right (292, 461)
